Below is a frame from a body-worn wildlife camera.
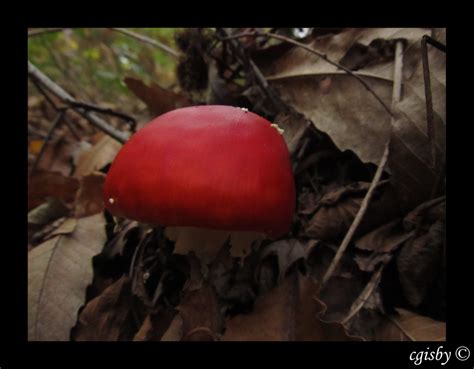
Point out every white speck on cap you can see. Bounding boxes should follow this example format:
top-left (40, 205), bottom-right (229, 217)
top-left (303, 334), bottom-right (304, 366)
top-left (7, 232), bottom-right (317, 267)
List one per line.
top-left (109, 198), bottom-right (115, 204)
top-left (270, 124), bottom-right (285, 135)
top-left (239, 107), bottom-right (249, 112)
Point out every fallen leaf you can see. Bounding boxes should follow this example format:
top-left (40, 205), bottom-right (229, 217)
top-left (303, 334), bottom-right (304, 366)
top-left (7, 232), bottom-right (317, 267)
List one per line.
top-left (28, 213), bottom-right (107, 341)
top-left (74, 172), bottom-right (106, 217)
top-left (133, 310), bottom-right (177, 341)
top-left (124, 76), bottom-right (192, 117)
top-left (304, 181), bottom-right (401, 241)
top-left (30, 217), bottom-right (78, 246)
top-left (28, 197), bottom-right (71, 225)
top-left (223, 271), bottom-right (362, 341)
top-left (176, 285), bottom-right (223, 341)
top-left (73, 134), bottom-right (122, 178)
top-left (71, 276), bottom-right (137, 341)
top-left (28, 170), bottom-right (79, 211)
top-left (209, 244), bottom-right (257, 315)
top-left (255, 27), bottom-right (444, 197)
top-left (354, 219), bottom-right (415, 272)
top-left (256, 239), bottom-right (312, 291)
top-left (161, 315), bottom-right (184, 341)
top-left (397, 201), bottom-right (445, 308)
top-left (273, 112), bottom-right (311, 156)
top-left (375, 308), bottom-right (446, 341)
top-left (48, 218), bottom-right (78, 238)
top-left (36, 134), bottom-right (81, 176)
top-left (222, 272), bottom-right (296, 341)
top-left (165, 226), bottom-right (262, 265)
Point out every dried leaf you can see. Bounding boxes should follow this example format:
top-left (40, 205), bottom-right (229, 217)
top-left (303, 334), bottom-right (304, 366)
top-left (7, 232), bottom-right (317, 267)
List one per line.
top-left (175, 285), bottom-right (223, 341)
top-left (72, 276), bottom-right (136, 341)
top-left (354, 219), bottom-right (415, 272)
top-left (256, 239), bottom-right (311, 289)
top-left (222, 272), bottom-right (296, 341)
top-left (124, 77), bottom-right (191, 117)
top-left (161, 315), bottom-right (184, 341)
top-left (133, 310), bottom-right (177, 341)
top-left (165, 227), bottom-right (262, 265)
top-left (304, 181), bottom-right (401, 240)
top-left (397, 213), bottom-right (445, 307)
top-left (73, 135), bottom-right (122, 178)
top-left (375, 308), bottom-right (446, 341)
top-left (28, 213), bottom-right (107, 341)
top-left (223, 272), bottom-right (362, 341)
top-left (28, 170), bottom-right (79, 211)
top-left (257, 27), bottom-right (445, 203)
top-left (74, 172), bottom-right (106, 217)
top-left (36, 135), bottom-right (80, 176)
top-left (28, 197), bottom-right (71, 225)
top-left (209, 244), bottom-right (257, 314)
top-left (273, 112), bottom-right (311, 156)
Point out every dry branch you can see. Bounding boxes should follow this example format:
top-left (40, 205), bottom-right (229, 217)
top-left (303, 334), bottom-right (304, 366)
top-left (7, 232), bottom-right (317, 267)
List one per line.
top-left (28, 61), bottom-right (129, 144)
top-left (110, 28), bottom-right (182, 59)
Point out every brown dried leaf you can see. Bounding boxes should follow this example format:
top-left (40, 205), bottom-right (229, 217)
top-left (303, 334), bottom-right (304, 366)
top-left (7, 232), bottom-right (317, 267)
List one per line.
top-left (161, 315), bottom-right (184, 341)
top-left (72, 276), bottom-right (135, 341)
top-left (256, 239), bottom-right (311, 289)
top-left (223, 272), bottom-right (362, 341)
top-left (165, 227), bottom-right (262, 265)
top-left (36, 134), bottom-right (80, 176)
top-left (273, 112), bottom-right (311, 156)
top-left (375, 308), bottom-right (446, 341)
top-left (223, 272), bottom-right (296, 341)
top-left (124, 76), bottom-right (192, 117)
top-left (28, 213), bottom-right (107, 341)
top-left (74, 172), bottom-right (106, 217)
top-left (73, 134), bottom-right (122, 178)
top-left (174, 285), bottom-right (223, 341)
top-left (133, 310), bottom-right (177, 341)
top-left (304, 181), bottom-right (401, 241)
top-left (28, 170), bottom-right (79, 211)
top-left (354, 220), bottom-right (415, 272)
top-left (258, 27), bottom-right (444, 187)
top-left (397, 202), bottom-right (445, 307)
top-left (28, 197), bottom-right (71, 225)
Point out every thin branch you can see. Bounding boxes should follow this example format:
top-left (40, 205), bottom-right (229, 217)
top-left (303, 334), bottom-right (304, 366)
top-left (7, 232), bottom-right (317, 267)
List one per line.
top-left (321, 40), bottom-right (405, 287)
top-left (28, 61), bottom-right (129, 144)
top-left (341, 264), bottom-right (384, 325)
top-left (219, 31), bottom-right (394, 118)
top-left (31, 78), bottom-right (82, 140)
top-left (216, 28), bottom-right (289, 114)
top-left (110, 28), bottom-right (181, 59)
top-left (68, 101), bottom-right (136, 132)
top-left (28, 28), bottom-right (65, 37)
top-left (28, 110), bottom-right (66, 178)
top-left (421, 35), bottom-right (446, 170)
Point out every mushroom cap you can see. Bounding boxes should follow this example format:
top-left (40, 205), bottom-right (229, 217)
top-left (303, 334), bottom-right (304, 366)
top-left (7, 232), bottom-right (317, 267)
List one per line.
top-left (103, 105), bottom-right (295, 237)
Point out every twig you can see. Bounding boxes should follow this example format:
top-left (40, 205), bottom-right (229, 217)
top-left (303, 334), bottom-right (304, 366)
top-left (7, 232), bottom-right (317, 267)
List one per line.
top-left (341, 264), bottom-right (384, 325)
top-left (28, 124), bottom-right (47, 139)
top-left (28, 110), bottom-right (66, 178)
top-left (68, 101), bottom-right (137, 132)
top-left (28, 28), bottom-right (64, 37)
top-left (28, 61), bottom-right (129, 144)
top-left (216, 28), bottom-right (289, 113)
top-left (30, 78), bottom-right (82, 140)
top-left (110, 28), bottom-right (181, 59)
top-left (219, 31), bottom-right (394, 118)
top-left (321, 40), bottom-right (405, 287)
top-left (421, 35), bottom-right (446, 170)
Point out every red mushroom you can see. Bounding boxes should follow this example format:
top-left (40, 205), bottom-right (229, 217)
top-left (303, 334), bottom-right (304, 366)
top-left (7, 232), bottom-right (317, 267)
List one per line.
top-left (103, 105), bottom-right (295, 239)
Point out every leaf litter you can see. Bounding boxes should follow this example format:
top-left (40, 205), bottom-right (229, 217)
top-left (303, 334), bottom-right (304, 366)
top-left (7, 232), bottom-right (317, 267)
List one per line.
top-left (28, 28), bottom-right (446, 341)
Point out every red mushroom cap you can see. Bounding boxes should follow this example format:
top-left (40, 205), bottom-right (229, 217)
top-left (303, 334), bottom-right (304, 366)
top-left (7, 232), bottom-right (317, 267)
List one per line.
top-left (103, 105), bottom-right (295, 237)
